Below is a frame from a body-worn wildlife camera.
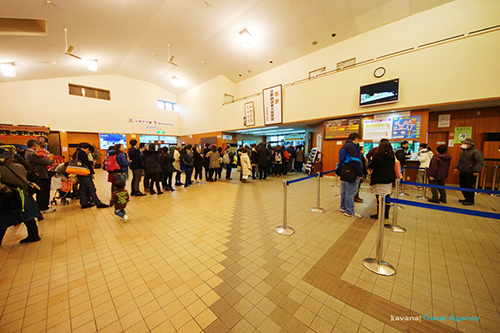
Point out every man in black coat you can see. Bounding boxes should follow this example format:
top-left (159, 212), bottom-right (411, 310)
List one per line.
top-left (257, 143), bottom-right (269, 180)
top-left (26, 139), bottom-right (55, 213)
top-left (128, 140), bottom-right (146, 196)
top-left (454, 138), bottom-right (484, 205)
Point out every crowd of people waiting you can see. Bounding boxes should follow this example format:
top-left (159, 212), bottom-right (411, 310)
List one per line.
top-left (1, 133), bottom-right (484, 244)
top-left (337, 133), bottom-right (484, 219)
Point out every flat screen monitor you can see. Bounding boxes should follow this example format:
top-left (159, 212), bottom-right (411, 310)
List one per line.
top-left (99, 133), bottom-right (127, 150)
top-left (359, 79), bottom-right (399, 107)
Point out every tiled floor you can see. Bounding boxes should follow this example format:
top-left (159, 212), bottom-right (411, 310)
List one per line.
top-left (0, 170), bottom-right (499, 332)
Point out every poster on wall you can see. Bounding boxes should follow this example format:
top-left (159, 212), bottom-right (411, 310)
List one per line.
top-left (316, 133), bottom-right (322, 152)
top-left (392, 115), bottom-right (421, 139)
top-left (244, 102), bottom-right (255, 126)
top-left (324, 117), bottom-right (361, 140)
top-left (438, 114), bottom-right (451, 128)
top-left (454, 126), bottom-right (472, 143)
top-left (363, 119), bottom-right (392, 141)
top-left (263, 85), bottom-right (282, 125)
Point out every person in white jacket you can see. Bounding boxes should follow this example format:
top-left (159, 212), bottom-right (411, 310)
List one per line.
top-left (240, 147), bottom-right (252, 183)
top-left (414, 143), bottom-right (433, 189)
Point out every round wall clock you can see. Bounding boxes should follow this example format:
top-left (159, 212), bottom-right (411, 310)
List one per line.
top-left (374, 67), bottom-right (386, 78)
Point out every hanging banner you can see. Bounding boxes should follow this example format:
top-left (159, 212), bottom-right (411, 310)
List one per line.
top-left (127, 118), bottom-right (174, 127)
top-left (244, 102), bottom-right (255, 126)
top-left (363, 119), bottom-right (392, 141)
top-left (324, 117), bottom-right (361, 140)
top-left (454, 126), bottom-right (472, 143)
top-left (263, 85), bottom-right (282, 125)
top-left (392, 115), bottom-right (421, 139)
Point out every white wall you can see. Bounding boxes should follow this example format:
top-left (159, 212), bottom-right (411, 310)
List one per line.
top-left (178, 0), bottom-right (500, 134)
top-left (0, 74), bottom-right (179, 135)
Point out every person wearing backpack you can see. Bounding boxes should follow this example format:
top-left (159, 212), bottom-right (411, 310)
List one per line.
top-left (113, 144), bottom-right (131, 185)
top-left (223, 144), bottom-right (234, 180)
top-left (105, 146), bottom-right (119, 195)
top-left (180, 145), bottom-right (194, 188)
top-left (272, 145), bottom-right (284, 177)
top-left (337, 133), bottom-right (364, 219)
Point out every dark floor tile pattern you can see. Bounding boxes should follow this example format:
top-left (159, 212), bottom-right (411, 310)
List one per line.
top-left (304, 210), bottom-right (461, 332)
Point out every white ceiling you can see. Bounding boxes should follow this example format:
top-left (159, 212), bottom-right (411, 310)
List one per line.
top-left (0, 0), bottom-right (451, 95)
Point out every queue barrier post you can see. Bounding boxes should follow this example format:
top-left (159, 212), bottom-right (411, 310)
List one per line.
top-left (492, 166), bottom-right (499, 197)
top-left (276, 180), bottom-right (295, 236)
top-left (335, 181), bottom-right (342, 198)
top-left (479, 165), bottom-right (488, 195)
top-left (400, 168), bottom-right (410, 196)
top-left (311, 172), bottom-right (325, 213)
top-left (416, 168), bottom-right (427, 200)
top-left (385, 179), bottom-right (406, 233)
top-left (333, 163), bottom-right (340, 188)
top-left (363, 195), bottom-right (396, 276)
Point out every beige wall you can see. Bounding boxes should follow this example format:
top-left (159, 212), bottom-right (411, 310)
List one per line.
top-left (0, 74), bottom-right (179, 135)
top-left (0, 0), bottom-right (499, 137)
top-left (180, 0), bottom-right (500, 133)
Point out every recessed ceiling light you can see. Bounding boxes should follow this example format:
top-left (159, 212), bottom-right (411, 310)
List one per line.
top-left (269, 60), bottom-right (273, 64)
top-left (1, 63), bottom-right (15, 77)
top-left (87, 59), bottom-right (98, 72)
top-left (331, 33), bottom-right (336, 37)
top-left (247, 70), bottom-right (251, 73)
top-left (239, 29), bottom-right (252, 48)
top-left (312, 41), bottom-right (317, 45)
top-left (201, 61), bottom-right (205, 64)
top-left (51, 61), bottom-right (57, 65)
top-left (172, 76), bottom-right (180, 86)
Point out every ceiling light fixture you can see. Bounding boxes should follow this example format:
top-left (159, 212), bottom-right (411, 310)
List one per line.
top-left (87, 59), bottom-right (98, 72)
top-left (2, 63), bottom-right (16, 77)
top-left (239, 29), bottom-right (252, 48)
top-left (172, 76), bottom-right (180, 87)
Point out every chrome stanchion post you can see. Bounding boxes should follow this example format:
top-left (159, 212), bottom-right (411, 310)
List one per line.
top-left (276, 180), bottom-right (295, 235)
top-left (479, 165), bottom-right (488, 195)
top-left (416, 168), bottom-right (427, 200)
top-left (400, 168), bottom-right (410, 196)
top-left (363, 195), bottom-right (396, 276)
top-left (311, 172), bottom-right (325, 213)
top-left (332, 163), bottom-right (340, 188)
top-left (335, 181), bottom-right (342, 198)
top-left (385, 179), bottom-right (406, 233)
top-left (491, 166), bottom-right (499, 197)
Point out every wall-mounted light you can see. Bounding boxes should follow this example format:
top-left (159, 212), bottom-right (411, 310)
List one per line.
top-left (239, 29), bottom-right (252, 48)
top-left (2, 63), bottom-right (16, 77)
top-left (87, 59), bottom-right (98, 72)
top-left (172, 76), bottom-right (180, 87)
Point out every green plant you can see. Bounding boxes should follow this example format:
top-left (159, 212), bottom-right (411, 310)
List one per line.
top-left (91, 144), bottom-right (103, 163)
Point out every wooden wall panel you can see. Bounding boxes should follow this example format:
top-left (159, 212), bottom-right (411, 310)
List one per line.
top-left (428, 106), bottom-right (500, 185)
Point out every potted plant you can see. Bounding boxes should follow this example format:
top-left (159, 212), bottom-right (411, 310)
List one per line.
top-left (91, 144), bottom-right (103, 168)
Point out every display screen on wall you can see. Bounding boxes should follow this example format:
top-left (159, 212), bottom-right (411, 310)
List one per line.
top-left (359, 79), bottom-right (399, 107)
top-left (324, 117), bottom-right (361, 140)
top-left (392, 115), bottom-right (421, 139)
top-left (99, 133), bottom-right (127, 150)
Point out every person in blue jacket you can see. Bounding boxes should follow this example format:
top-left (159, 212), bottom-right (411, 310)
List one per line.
top-left (113, 143), bottom-right (131, 185)
top-left (337, 133), bottom-right (364, 218)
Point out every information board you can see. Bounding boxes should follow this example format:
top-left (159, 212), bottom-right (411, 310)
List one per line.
top-left (392, 115), bottom-right (421, 139)
top-left (325, 117), bottom-right (361, 140)
top-left (362, 119), bottom-right (392, 141)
